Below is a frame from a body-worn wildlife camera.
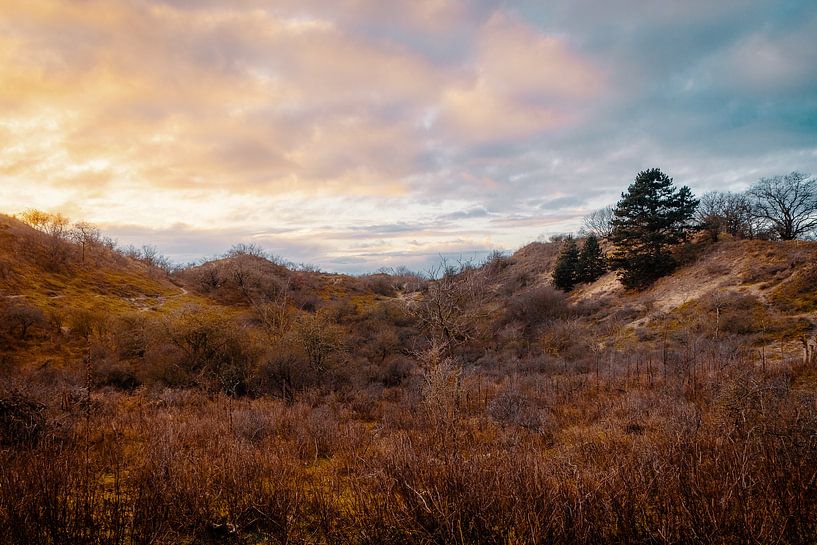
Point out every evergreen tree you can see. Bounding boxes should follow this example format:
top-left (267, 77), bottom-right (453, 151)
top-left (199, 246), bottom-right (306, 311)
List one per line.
top-left (609, 168), bottom-right (698, 289)
top-left (577, 235), bottom-right (606, 282)
top-left (552, 237), bottom-right (580, 291)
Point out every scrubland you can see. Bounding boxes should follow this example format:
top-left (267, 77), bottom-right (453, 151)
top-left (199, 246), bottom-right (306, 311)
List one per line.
top-left (2, 214), bottom-right (817, 544)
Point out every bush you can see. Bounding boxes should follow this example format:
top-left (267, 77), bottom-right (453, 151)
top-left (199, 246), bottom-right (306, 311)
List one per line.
top-left (253, 343), bottom-right (313, 398)
top-left (94, 360), bottom-right (140, 391)
top-left (705, 291), bottom-right (768, 335)
top-left (379, 355), bottom-right (413, 387)
top-left (111, 312), bottom-right (154, 359)
top-left (540, 318), bottom-right (593, 361)
top-left (0, 391), bottom-right (46, 447)
top-left (2, 303), bottom-right (46, 340)
top-left (488, 382), bottom-right (546, 432)
top-left (161, 306), bottom-right (259, 394)
top-left (506, 285), bottom-right (571, 331)
top-left (362, 273), bottom-right (397, 296)
top-left (67, 306), bottom-right (107, 341)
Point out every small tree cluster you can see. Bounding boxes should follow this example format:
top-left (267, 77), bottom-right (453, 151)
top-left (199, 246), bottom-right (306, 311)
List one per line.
top-left (692, 172), bottom-right (816, 242)
top-left (695, 191), bottom-right (754, 241)
top-left (122, 245), bottom-right (174, 274)
top-left (600, 171), bottom-right (816, 252)
top-left (18, 209), bottom-right (72, 269)
top-left (552, 235), bottom-right (607, 292)
top-left (18, 209), bottom-right (125, 268)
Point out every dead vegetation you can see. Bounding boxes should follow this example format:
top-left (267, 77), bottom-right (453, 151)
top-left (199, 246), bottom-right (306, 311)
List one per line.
top-left (2, 212), bottom-right (817, 543)
top-left (2, 355), bottom-right (816, 544)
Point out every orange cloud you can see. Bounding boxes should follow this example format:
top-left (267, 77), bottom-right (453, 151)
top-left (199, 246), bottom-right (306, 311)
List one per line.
top-left (0, 1), bottom-right (605, 268)
top-left (439, 12), bottom-right (604, 141)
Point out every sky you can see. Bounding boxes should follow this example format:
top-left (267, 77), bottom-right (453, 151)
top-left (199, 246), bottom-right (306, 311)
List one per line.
top-left (2, 0), bottom-right (816, 273)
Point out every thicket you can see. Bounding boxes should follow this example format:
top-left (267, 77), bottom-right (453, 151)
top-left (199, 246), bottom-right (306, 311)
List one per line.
top-left (2, 350), bottom-right (816, 544)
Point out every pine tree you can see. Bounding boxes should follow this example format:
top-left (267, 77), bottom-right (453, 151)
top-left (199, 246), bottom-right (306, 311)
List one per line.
top-left (609, 168), bottom-right (698, 289)
top-left (577, 235), bottom-right (606, 283)
top-left (552, 238), bottom-right (579, 291)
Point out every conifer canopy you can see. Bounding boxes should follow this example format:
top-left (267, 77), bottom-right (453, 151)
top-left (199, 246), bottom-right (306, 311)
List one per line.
top-left (609, 168), bottom-right (698, 289)
top-left (552, 237), bottom-right (580, 291)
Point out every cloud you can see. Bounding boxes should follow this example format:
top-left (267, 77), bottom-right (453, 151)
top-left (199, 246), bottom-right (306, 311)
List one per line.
top-left (1, 0), bottom-right (816, 272)
top-left (438, 11), bottom-right (603, 142)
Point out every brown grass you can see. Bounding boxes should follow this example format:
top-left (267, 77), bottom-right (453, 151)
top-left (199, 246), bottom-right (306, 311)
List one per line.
top-left (2, 352), bottom-right (816, 544)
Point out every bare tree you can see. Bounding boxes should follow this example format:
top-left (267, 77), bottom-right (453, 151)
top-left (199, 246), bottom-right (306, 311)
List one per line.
top-left (70, 221), bottom-right (101, 264)
top-left (228, 242), bottom-right (272, 260)
top-left (417, 342), bottom-right (462, 433)
top-left (138, 245), bottom-right (173, 273)
top-left (3, 303), bottom-right (46, 339)
top-left (291, 312), bottom-right (345, 374)
top-left (580, 205), bottom-right (614, 238)
top-left (19, 209), bottom-right (72, 268)
top-left (696, 191), bottom-right (754, 241)
top-left (406, 258), bottom-right (488, 349)
top-left (747, 172), bottom-right (817, 240)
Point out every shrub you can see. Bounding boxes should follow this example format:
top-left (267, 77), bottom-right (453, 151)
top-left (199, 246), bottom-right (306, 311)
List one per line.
top-left (2, 302), bottom-right (46, 340)
top-left (162, 306), bottom-right (258, 394)
top-left (379, 355), bottom-right (413, 387)
top-left (111, 312), bottom-right (153, 359)
top-left (506, 285), bottom-right (571, 330)
top-left (488, 382), bottom-right (546, 432)
top-left (94, 360), bottom-right (140, 391)
top-left (362, 273), bottom-right (397, 296)
top-left (290, 312), bottom-right (345, 375)
top-left (540, 318), bottom-right (593, 361)
top-left (0, 391), bottom-right (46, 447)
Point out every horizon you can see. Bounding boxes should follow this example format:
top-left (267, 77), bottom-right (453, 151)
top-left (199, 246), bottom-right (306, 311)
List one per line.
top-left (2, 0), bottom-right (817, 273)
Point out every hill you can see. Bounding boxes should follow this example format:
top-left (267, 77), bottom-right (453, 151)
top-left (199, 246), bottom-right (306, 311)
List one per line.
top-left (2, 214), bottom-right (817, 544)
top-left (570, 238), bottom-right (817, 351)
top-left (3, 211), bottom-right (816, 384)
top-left (0, 214), bottom-right (214, 370)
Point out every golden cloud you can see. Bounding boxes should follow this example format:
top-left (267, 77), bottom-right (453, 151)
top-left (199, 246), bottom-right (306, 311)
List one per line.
top-left (439, 12), bottom-right (603, 141)
top-left (0, 0), bottom-right (604, 267)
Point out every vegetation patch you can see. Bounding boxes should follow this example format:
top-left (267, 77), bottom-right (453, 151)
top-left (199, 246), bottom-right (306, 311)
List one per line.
top-left (770, 263), bottom-right (817, 313)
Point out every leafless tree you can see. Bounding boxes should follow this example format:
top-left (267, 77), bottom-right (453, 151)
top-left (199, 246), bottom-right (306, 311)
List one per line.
top-left (19, 209), bottom-right (72, 268)
top-left (70, 221), bottom-right (101, 264)
top-left (138, 245), bottom-right (173, 273)
top-left (747, 172), bottom-right (817, 240)
top-left (291, 312), bottom-right (345, 374)
top-left (3, 303), bottom-right (46, 339)
top-left (228, 243), bottom-right (269, 259)
top-left (417, 341), bottom-right (462, 433)
top-left (579, 205), bottom-right (614, 238)
top-left (406, 258), bottom-right (488, 349)
top-left (696, 191), bottom-right (754, 241)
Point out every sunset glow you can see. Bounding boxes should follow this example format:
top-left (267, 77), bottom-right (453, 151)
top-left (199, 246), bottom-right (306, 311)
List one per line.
top-left (2, 0), bottom-right (816, 271)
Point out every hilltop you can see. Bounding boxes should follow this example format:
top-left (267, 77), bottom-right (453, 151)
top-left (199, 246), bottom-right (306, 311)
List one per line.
top-left (3, 209), bottom-right (816, 384)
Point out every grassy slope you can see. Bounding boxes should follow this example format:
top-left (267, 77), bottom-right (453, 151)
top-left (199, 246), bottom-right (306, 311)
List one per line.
top-left (567, 237), bottom-right (817, 349)
top-left (4, 209), bottom-right (816, 369)
top-left (0, 214), bottom-right (393, 370)
top-left (0, 215), bottom-right (219, 368)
